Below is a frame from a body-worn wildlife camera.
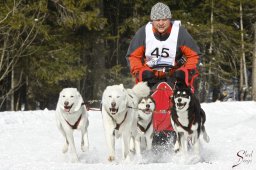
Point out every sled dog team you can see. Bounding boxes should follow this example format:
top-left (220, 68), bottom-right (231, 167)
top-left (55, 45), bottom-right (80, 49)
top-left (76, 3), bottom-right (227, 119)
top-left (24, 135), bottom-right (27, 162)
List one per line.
top-left (55, 82), bottom-right (210, 163)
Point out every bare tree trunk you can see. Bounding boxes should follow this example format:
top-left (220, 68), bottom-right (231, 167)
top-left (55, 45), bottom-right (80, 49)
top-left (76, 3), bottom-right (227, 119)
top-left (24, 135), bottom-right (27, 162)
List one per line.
top-left (11, 66), bottom-right (14, 111)
top-left (116, 1), bottom-right (120, 65)
top-left (239, 1), bottom-right (248, 100)
top-left (0, 5), bottom-right (44, 110)
top-left (207, 0), bottom-right (214, 102)
top-left (209, 0), bottom-right (214, 55)
top-left (252, 23), bottom-right (256, 101)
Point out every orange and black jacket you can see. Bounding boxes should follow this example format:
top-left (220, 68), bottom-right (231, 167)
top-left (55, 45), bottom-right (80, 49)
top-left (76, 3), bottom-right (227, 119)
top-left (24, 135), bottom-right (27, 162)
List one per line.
top-left (126, 20), bottom-right (201, 81)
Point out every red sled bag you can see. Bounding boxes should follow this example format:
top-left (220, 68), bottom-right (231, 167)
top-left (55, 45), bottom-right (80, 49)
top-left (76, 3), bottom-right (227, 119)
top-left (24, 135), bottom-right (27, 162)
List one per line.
top-left (151, 82), bottom-right (174, 132)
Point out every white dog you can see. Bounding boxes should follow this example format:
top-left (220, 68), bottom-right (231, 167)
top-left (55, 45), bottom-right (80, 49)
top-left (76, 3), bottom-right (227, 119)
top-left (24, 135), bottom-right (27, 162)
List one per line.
top-left (55, 88), bottom-right (89, 162)
top-left (130, 97), bottom-right (155, 157)
top-left (101, 82), bottom-right (150, 161)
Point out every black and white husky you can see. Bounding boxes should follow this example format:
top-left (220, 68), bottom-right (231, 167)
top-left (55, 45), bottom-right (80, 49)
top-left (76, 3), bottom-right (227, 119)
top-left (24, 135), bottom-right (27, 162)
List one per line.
top-left (171, 86), bottom-right (210, 159)
top-left (130, 97), bottom-right (155, 156)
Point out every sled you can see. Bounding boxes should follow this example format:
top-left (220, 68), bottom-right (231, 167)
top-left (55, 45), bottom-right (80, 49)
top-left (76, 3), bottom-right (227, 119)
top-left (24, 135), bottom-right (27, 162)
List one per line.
top-left (145, 64), bottom-right (177, 149)
top-left (151, 81), bottom-right (176, 147)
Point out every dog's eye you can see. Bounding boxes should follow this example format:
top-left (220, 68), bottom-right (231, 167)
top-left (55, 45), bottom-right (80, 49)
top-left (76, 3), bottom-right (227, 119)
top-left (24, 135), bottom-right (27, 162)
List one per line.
top-left (180, 92), bottom-right (187, 97)
top-left (71, 96), bottom-right (74, 98)
top-left (62, 95), bottom-right (65, 97)
top-left (108, 95), bottom-right (112, 98)
top-left (140, 100), bottom-right (145, 104)
top-left (117, 96), bottom-right (120, 98)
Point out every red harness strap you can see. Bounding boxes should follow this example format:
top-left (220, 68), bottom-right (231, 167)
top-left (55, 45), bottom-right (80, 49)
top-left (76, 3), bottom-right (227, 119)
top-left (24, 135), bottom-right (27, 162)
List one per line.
top-left (176, 67), bottom-right (199, 93)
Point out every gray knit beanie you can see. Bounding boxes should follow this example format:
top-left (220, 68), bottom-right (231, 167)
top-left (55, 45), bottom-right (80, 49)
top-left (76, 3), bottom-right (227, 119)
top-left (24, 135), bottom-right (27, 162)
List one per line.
top-left (150, 2), bottom-right (172, 20)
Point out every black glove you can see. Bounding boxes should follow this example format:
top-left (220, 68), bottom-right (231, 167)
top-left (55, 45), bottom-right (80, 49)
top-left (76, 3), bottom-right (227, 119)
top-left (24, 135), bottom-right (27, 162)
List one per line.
top-left (174, 69), bottom-right (185, 83)
top-left (176, 56), bottom-right (187, 67)
top-left (174, 69), bottom-right (187, 89)
top-left (142, 70), bottom-right (157, 88)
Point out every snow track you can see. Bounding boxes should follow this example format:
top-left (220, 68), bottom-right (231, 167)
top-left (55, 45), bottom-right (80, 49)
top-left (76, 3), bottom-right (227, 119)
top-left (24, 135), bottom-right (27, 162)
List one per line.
top-left (0, 101), bottom-right (256, 170)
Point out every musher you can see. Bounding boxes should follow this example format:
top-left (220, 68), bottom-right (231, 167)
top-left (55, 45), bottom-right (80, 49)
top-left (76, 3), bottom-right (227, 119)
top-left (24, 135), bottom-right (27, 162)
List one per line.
top-left (126, 2), bottom-right (201, 94)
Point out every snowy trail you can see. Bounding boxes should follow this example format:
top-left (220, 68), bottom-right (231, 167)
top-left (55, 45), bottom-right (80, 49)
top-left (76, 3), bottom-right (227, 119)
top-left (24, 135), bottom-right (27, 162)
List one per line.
top-left (0, 101), bottom-right (256, 170)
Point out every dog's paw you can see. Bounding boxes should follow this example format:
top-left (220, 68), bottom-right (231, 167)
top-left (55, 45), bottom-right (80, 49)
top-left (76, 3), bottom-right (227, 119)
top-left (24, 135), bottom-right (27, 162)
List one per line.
top-left (190, 136), bottom-right (196, 145)
top-left (146, 145), bottom-right (152, 151)
top-left (108, 156), bottom-right (115, 162)
top-left (188, 155), bottom-right (202, 164)
top-left (124, 154), bottom-right (131, 163)
top-left (70, 156), bottom-right (79, 163)
top-left (130, 148), bottom-right (135, 153)
top-left (174, 142), bottom-right (180, 152)
top-left (62, 143), bottom-right (68, 153)
top-left (174, 148), bottom-right (180, 153)
top-left (81, 143), bottom-right (89, 152)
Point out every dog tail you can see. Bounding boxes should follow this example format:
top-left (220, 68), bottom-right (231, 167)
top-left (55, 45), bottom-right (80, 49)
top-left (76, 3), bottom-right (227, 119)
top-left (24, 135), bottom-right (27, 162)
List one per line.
top-left (132, 82), bottom-right (150, 99)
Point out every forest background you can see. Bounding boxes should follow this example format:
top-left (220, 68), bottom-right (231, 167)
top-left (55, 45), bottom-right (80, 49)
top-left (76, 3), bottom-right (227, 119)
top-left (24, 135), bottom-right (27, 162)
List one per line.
top-left (0, 0), bottom-right (256, 111)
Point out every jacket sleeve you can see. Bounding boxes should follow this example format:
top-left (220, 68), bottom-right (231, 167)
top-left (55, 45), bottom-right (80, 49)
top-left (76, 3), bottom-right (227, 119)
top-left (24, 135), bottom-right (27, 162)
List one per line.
top-left (125, 25), bottom-right (148, 76)
top-left (177, 26), bottom-right (201, 69)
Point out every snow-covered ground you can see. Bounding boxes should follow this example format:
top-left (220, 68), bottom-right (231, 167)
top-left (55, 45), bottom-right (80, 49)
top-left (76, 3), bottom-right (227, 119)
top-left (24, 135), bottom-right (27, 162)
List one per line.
top-left (0, 101), bottom-right (255, 170)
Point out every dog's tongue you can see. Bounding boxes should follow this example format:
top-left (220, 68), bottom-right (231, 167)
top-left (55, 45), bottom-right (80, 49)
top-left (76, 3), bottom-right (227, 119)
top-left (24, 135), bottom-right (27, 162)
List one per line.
top-left (64, 106), bottom-right (71, 112)
top-left (110, 108), bottom-right (118, 114)
top-left (145, 109), bottom-right (151, 114)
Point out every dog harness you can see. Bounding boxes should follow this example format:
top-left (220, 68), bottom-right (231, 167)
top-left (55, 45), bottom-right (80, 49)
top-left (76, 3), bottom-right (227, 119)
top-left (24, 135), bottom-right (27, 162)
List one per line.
top-left (64, 103), bottom-right (86, 129)
top-left (172, 112), bottom-right (195, 134)
top-left (107, 111), bottom-right (128, 131)
top-left (137, 117), bottom-right (152, 133)
top-left (114, 111), bottom-right (128, 130)
top-left (65, 114), bottom-right (82, 129)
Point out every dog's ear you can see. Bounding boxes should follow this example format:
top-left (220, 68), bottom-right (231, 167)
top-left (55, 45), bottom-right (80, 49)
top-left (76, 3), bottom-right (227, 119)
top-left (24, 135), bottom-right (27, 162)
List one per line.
top-left (121, 85), bottom-right (129, 106)
top-left (58, 89), bottom-right (64, 98)
top-left (73, 88), bottom-right (84, 112)
top-left (57, 89), bottom-right (65, 108)
top-left (150, 97), bottom-right (156, 105)
top-left (119, 84), bottom-right (124, 89)
top-left (119, 84), bottom-right (128, 96)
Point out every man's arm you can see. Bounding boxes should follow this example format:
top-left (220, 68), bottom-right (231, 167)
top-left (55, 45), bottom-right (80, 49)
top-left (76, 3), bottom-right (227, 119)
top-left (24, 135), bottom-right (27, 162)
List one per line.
top-left (126, 26), bottom-right (147, 76)
top-left (177, 26), bottom-right (201, 69)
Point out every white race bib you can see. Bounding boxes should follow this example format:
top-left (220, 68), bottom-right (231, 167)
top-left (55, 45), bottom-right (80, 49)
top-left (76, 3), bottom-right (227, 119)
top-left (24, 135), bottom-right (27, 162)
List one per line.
top-left (145, 21), bottom-right (180, 67)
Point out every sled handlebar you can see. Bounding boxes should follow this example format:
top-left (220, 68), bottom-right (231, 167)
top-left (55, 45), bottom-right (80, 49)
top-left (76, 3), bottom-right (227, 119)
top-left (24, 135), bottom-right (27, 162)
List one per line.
top-left (151, 64), bottom-right (174, 72)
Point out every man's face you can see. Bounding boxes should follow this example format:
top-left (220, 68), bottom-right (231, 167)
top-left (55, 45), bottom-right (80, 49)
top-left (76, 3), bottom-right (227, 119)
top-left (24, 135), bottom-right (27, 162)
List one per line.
top-left (152, 19), bottom-right (170, 34)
